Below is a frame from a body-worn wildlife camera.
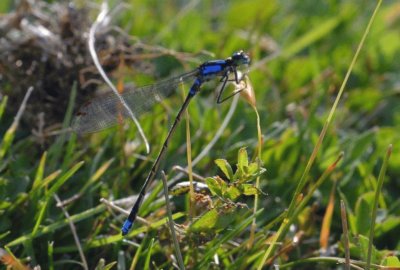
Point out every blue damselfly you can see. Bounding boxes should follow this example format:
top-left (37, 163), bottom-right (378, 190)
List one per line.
top-left (73, 50), bottom-right (251, 235)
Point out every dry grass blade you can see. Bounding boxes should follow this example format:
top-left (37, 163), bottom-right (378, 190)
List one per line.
top-left (54, 194), bottom-right (88, 270)
top-left (87, 2), bottom-right (150, 153)
top-left (161, 171), bottom-right (185, 270)
top-left (320, 179), bottom-right (337, 252)
top-left (340, 200), bottom-right (351, 270)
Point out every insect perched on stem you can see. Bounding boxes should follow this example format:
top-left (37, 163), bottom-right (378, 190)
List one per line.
top-left (73, 50), bottom-right (251, 235)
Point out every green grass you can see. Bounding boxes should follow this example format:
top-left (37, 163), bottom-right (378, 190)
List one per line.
top-left (1, 0), bottom-right (400, 269)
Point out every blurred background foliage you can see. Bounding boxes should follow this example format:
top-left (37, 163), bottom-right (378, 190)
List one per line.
top-left (0, 0), bottom-right (399, 269)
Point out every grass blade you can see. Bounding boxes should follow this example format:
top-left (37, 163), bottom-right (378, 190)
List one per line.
top-left (320, 179), bottom-right (338, 251)
top-left (144, 238), bottom-right (155, 270)
top-left (257, 1), bottom-right (383, 267)
top-left (0, 87), bottom-right (33, 160)
top-left (340, 200), bottom-right (351, 270)
top-left (366, 144), bottom-right (392, 270)
top-left (0, 95), bottom-right (7, 120)
top-left (161, 171), bottom-right (185, 270)
top-left (32, 161), bottom-right (84, 234)
top-left (282, 17), bottom-right (342, 58)
top-left (7, 204), bottom-right (106, 247)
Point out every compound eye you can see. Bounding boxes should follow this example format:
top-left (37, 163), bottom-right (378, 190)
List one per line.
top-left (233, 50), bottom-right (243, 59)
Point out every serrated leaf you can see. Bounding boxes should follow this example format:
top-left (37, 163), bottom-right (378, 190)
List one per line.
top-left (215, 159), bottom-right (234, 180)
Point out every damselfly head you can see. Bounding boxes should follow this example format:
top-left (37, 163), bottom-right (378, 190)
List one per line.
top-left (231, 50), bottom-right (250, 66)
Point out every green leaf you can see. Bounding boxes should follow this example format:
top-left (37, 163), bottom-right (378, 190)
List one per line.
top-left (215, 159), bottom-right (234, 180)
top-left (144, 238), bottom-right (155, 270)
top-left (0, 95), bottom-right (7, 120)
top-left (381, 256), bottom-right (400, 267)
top-left (190, 209), bottom-right (219, 232)
top-left (197, 209), bottom-right (259, 269)
top-left (247, 162), bottom-right (259, 175)
top-left (190, 207), bottom-right (248, 232)
top-left (206, 177), bottom-right (226, 197)
top-left (237, 148), bottom-right (249, 171)
top-left (32, 152), bottom-right (47, 193)
top-left (0, 200), bottom-right (12, 209)
top-left (47, 161), bottom-right (84, 198)
top-left (282, 16), bottom-right (342, 58)
top-left (348, 234), bottom-right (382, 263)
top-left (95, 259), bottom-right (117, 270)
top-left (32, 161), bottom-right (84, 235)
top-left (240, 184), bottom-right (260, 196)
top-left (355, 192), bottom-right (374, 235)
top-left (225, 186), bottom-right (241, 201)
top-left (0, 126), bottom-right (16, 161)
top-left (375, 216), bottom-right (400, 237)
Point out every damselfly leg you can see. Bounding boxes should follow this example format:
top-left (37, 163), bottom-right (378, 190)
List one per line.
top-left (216, 67), bottom-right (249, 104)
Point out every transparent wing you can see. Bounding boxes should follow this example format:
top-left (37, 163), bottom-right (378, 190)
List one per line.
top-left (72, 70), bottom-right (198, 134)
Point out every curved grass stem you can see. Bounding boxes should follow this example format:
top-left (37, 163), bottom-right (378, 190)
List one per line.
top-left (256, 1), bottom-right (383, 267)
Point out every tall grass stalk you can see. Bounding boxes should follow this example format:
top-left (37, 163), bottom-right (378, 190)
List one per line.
top-left (366, 144), bottom-right (392, 270)
top-left (257, 1), bottom-right (383, 267)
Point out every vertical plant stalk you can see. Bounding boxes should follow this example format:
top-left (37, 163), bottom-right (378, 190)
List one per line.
top-left (258, 152), bottom-right (342, 268)
top-left (366, 144), bottom-right (392, 270)
top-left (48, 242), bottom-right (54, 270)
top-left (161, 171), bottom-right (185, 270)
top-left (290, 153), bottom-right (343, 234)
top-left (183, 84), bottom-right (197, 262)
top-left (53, 194), bottom-right (88, 270)
top-left (249, 107), bottom-right (262, 248)
top-left (183, 88), bottom-right (195, 220)
top-left (144, 238), bottom-right (155, 269)
top-left (171, 93), bottom-right (240, 182)
top-left (340, 200), bottom-right (351, 270)
top-left (234, 75), bottom-right (262, 248)
top-left (129, 237), bottom-right (144, 270)
top-left (257, 1), bottom-right (382, 267)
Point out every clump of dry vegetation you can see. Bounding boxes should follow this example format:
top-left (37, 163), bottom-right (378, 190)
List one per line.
top-left (0, 0), bottom-right (151, 134)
